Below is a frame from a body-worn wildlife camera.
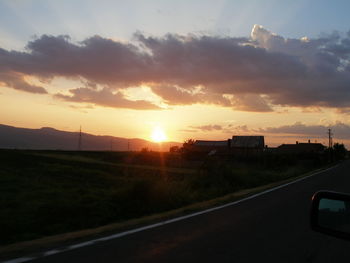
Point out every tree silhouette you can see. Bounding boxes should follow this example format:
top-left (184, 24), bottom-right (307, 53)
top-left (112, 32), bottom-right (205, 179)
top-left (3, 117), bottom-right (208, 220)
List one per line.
top-left (181, 139), bottom-right (196, 159)
top-left (333, 143), bottom-right (347, 160)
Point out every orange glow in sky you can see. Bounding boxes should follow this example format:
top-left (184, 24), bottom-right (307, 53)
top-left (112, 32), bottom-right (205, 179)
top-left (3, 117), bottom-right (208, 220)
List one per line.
top-left (151, 126), bottom-right (167, 142)
top-left (1, 3), bottom-right (350, 148)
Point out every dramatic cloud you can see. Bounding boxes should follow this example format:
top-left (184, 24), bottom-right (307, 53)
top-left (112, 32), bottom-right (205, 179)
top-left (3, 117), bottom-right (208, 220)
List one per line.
top-left (190, 124), bottom-right (223, 132)
top-left (259, 122), bottom-right (350, 140)
top-left (150, 84), bottom-right (231, 107)
top-left (0, 72), bottom-right (47, 94)
top-left (187, 124), bottom-right (253, 134)
top-left (228, 94), bottom-right (273, 112)
top-left (185, 122), bottom-right (350, 148)
top-left (55, 87), bottom-right (160, 110)
top-left (1, 25), bottom-right (350, 110)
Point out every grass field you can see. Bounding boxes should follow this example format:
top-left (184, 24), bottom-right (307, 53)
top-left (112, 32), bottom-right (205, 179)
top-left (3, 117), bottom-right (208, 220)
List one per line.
top-left (0, 149), bottom-right (326, 246)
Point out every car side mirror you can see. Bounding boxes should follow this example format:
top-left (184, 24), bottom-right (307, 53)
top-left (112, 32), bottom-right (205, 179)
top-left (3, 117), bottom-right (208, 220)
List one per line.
top-left (311, 191), bottom-right (350, 240)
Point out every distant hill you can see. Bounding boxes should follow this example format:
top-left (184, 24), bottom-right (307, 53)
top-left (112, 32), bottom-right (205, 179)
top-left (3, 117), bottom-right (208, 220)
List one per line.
top-left (0, 124), bottom-right (181, 151)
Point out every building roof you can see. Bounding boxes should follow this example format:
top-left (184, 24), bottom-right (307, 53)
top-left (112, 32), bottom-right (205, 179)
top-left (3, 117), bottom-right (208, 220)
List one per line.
top-left (231, 136), bottom-right (264, 148)
top-left (194, 140), bottom-right (228, 147)
top-left (277, 143), bottom-right (325, 153)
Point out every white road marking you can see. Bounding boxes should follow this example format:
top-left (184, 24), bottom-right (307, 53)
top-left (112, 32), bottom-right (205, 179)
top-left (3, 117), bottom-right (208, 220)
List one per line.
top-left (68, 240), bottom-right (96, 250)
top-left (2, 258), bottom-right (35, 263)
top-left (1, 164), bottom-right (338, 263)
top-left (42, 250), bottom-right (62, 257)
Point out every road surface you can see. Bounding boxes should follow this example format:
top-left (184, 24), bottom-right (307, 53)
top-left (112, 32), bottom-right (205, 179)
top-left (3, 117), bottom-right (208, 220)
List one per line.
top-left (13, 161), bottom-right (350, 262)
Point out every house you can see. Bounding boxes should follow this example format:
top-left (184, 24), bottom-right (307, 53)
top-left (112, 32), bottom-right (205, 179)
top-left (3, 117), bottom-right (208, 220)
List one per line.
top-left (230, 136), bottom-right (265, 149)
top-left (277, 141), bottom-right (325, 154)
top-left (193, 140), bottom-right (230, 153)
top-left (229, 136), bottom-right (265, 156)
top-left (192, 136), bottom-right (265, 155)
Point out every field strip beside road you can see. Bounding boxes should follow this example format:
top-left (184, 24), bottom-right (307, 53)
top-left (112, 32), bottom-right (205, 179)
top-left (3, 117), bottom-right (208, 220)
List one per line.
top-left (30, 152), bottom-right (196, 174)
top-left (1, 164), bottom-right (340, 263)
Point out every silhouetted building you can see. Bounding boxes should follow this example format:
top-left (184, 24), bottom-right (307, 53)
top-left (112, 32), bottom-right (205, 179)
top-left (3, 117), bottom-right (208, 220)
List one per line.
top-left (193, 140), bottom-right (230, 153)
top-left (193, 136), bottom-right (265, 155)
top-left (230, 136), bottom-right (265, 149)
top-left (277, 141), bottom-right (325, 154)
top-left (229, 136), bottom-right (265, 156)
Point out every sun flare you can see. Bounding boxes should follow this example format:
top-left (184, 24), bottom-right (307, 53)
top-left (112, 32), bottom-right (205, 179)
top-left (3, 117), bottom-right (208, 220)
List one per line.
top-left (151, 126), bottom-right (167, 142)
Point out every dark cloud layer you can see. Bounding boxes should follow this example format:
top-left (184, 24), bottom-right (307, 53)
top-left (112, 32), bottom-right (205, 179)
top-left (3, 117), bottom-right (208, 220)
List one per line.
top-left (0, 72), bottom-right (47, 94)
top-left (186, 121), bottom-right (350, 142)
top-left (190, 124), bottom-right (223, 132)
top-left (187, 124), bottom-right (252, 134)
top-left (259, 122), bottom-right (350, 140)
top-left (55, 87), bottom-right (160, 110)
top-left (1, 25), bottom-right (350, 110)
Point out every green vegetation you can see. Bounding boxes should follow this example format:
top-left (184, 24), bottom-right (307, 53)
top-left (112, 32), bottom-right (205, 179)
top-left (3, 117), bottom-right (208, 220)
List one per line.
top-left (0, 149), bottom-right (330, 246)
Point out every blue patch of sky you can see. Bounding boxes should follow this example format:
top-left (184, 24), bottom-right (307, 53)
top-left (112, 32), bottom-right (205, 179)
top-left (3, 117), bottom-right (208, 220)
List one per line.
top-left (1, 0), bottom-right (350, 50)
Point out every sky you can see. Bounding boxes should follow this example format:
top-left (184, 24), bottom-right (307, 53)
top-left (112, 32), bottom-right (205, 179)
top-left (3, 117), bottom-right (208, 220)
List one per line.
top-left (1, 0), bottom-right (350, 147)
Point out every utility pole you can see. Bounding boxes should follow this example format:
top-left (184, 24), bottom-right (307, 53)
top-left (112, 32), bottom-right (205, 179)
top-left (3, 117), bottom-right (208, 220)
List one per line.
top-left (327, 128), bottom-right (333, 149)
top-left (327, 128), bottom-right (333, 163)
top-left (128, 140), bottom-right (130, 151)
top-left (78, 126), bottom-right (82, 151)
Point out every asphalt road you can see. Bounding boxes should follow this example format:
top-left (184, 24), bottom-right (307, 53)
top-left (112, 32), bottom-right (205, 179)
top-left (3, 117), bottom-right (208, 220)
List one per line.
top-left (26, 161), bottom-right (350, 262)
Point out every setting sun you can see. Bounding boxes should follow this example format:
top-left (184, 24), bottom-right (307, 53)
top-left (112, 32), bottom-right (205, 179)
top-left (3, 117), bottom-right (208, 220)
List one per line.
top-left (151, 126), bottom-right (167, 142)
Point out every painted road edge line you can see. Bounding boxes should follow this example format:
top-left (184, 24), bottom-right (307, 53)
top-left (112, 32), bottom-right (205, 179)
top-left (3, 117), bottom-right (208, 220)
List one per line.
top-left (2, 164), bottom-right (339, 263)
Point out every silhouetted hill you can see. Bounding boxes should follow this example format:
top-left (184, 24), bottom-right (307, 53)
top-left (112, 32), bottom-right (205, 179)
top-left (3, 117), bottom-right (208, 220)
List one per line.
top-left (0, 124), bottom-right (181, 151)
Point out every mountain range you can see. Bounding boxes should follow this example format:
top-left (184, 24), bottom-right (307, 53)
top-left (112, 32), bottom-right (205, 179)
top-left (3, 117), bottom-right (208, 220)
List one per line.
top-left (0, 124), bottom-right (181, 151)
